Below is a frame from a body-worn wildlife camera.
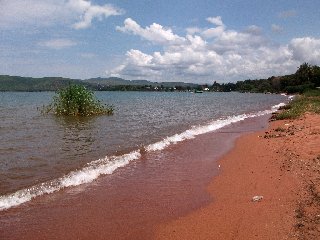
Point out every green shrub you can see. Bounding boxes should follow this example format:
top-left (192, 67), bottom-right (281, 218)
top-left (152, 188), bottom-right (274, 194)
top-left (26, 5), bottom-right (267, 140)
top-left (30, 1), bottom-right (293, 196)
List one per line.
top-left (42, 84), bottom-right (113, 116)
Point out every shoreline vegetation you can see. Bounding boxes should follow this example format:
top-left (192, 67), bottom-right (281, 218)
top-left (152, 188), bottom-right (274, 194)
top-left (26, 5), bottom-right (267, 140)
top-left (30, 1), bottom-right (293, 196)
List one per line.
top-left (1, 63), bottom-right (319, 94)
top-left (274, 89), bottom-right (320, 120)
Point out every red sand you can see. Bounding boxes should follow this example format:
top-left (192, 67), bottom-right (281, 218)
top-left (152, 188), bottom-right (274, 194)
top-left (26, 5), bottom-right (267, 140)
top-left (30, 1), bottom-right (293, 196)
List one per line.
top-left (154, 113), bottom-right (320, 240)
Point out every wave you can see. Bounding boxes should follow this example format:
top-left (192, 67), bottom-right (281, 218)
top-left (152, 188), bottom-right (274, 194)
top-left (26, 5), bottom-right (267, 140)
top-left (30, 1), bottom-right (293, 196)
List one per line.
top-left (0, 151), bottom-right (141, 211)
top-left (145, 102), bottom-right (285, 152)
top-left (0, 102), bottom-right (286, 211)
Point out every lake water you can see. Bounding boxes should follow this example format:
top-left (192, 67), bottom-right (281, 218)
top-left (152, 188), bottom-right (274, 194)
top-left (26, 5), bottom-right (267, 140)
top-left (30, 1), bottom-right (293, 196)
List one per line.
top-left (0, 91), bottom-right (287, 210)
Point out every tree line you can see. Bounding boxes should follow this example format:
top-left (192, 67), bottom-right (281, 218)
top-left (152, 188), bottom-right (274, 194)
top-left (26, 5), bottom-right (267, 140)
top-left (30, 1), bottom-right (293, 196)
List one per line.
top-left (97, 63), bottom-right (320, 93)
top-left (208, 63), bottom-right (320, 94)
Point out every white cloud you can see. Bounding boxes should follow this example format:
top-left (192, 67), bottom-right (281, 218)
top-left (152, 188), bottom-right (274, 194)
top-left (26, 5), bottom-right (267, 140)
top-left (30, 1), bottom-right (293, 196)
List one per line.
top-left (199, 16), bottom-right (226, 39)
top-left (186, 27), bottom-right (202, 35)
top-left (186, 16), bottom-right (227, 39)
top-left (0, 0), bottom-right (124, 29)
top-left (116, 18), bottom-right (185, 45)
top-left (109, 17), bottom-right (320, 82)
top-left (126, 49), bottom-right (153, 66)
top-left (202, 25), bottom-right (225, 39)
top-left (245, 25), bottom-right (262, 35)
top-left (67, 0), bottom-right (91, 11)
top-left (271, 24), bottom-right (283, 33)
top-left (206, 16), bottom-right (224, 26)
top-left (289, 37), bottom-right (320, 64)
top-left (39, 39), bottom-right (77, 50)
top-left (71, 1), bottom-right (124, 29)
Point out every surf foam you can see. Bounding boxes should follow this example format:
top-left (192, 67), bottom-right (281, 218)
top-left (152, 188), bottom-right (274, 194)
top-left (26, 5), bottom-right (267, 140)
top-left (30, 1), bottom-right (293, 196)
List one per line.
top-left (0, 101), bottom-right (286, 211)
top-left (146, 102), bottom-right (286, 152)
top-left (0, 151), bottom-right (141, 211)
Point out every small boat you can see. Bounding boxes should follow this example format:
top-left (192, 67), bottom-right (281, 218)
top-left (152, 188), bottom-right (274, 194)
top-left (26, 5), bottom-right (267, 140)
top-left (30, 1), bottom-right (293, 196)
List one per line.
top-left (194, 90), bottom-right (203, 93)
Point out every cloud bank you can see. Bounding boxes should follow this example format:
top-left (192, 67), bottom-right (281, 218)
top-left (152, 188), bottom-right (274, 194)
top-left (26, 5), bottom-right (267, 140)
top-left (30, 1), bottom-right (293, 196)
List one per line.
top-left (0, 0), bottom-right (124, 29)
top-left (109, 17), bottom-right (320, 82)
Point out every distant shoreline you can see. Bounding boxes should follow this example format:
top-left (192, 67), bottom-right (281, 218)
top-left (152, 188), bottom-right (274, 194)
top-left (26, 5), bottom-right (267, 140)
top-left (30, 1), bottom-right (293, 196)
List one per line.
top-left (1, 63), bottom-right (319, 93)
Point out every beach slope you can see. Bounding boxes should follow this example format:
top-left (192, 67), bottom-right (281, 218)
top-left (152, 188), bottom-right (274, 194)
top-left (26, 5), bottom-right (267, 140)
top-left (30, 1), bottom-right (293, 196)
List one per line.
top-left (155, 113), bottom-right (320, 240)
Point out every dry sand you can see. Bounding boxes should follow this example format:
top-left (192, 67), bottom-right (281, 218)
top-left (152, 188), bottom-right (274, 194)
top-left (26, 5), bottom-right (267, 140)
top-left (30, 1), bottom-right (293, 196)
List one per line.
top-left (154, 113), bottom-right (320, 240)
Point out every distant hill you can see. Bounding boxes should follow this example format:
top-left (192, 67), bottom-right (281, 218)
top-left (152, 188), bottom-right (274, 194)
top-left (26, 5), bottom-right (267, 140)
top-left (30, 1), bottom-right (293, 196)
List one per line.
top-left (0, 75), bottom-right (88, 91)
top-left (86, 77), bottom-right (133, 86)
top-left (85, 77), bottom-right (199, 88)
top-left (0, 75), bottom-right (199, 91)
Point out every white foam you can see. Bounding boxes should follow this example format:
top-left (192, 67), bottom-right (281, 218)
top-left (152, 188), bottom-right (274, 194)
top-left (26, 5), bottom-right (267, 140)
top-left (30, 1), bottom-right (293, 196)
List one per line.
top-left (146, 103), bottom-right (285, 152)
top-left (0, 102), bottom-right (285, 211)
top-left (288, 95), bottom-right (295, 101)
top-left (61, 151), bottom-right (141, 187)
top-left (272, 102), bottom-right (286, 111)
top-left (0, 151), bottom-right (140, 211)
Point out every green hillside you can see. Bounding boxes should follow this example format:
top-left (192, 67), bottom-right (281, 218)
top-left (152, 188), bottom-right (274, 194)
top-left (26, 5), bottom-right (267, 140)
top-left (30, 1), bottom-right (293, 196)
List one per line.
top-left (0, 75), bottom-right (199, 91)
top-left (0, 75), bottom-right (88, 91)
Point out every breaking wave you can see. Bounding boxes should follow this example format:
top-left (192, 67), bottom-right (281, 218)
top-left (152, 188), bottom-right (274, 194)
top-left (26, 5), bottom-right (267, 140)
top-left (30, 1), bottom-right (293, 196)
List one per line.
top-left (0, 102), bottom-right (285, 211)
top-left (145, 102), bottom-right (285, 151)
top-left (0, 151), bottom-right (141, 211)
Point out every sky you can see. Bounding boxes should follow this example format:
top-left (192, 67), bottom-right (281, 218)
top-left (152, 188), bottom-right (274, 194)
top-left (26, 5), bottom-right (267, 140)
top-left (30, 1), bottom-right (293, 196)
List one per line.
top-left (1, 0), bottom-right (320, 83)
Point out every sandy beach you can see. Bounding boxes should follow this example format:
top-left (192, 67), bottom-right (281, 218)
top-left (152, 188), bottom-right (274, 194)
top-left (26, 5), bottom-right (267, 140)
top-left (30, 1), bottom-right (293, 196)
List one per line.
top-left (154, 113), bottom-right (320, 240)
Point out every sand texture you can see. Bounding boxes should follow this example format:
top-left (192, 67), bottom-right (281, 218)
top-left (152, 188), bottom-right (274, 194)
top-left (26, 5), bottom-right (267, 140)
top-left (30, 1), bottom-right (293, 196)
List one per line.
top-left (154, 113), bottom-right (320, 240)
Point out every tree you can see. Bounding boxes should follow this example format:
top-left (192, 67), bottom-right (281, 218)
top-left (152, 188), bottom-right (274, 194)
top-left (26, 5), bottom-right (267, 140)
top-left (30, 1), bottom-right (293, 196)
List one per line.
top-left (295, 62), bottom-right (313, 85)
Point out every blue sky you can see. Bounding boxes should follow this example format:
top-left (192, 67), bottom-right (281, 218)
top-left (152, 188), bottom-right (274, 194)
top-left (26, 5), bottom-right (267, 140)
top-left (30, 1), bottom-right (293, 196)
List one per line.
top-left (1, 0), bottom-right (320, 83)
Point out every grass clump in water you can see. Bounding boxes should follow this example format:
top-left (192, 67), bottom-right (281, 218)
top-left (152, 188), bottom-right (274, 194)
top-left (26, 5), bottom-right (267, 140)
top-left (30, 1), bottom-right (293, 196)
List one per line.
top-left (275, 89), bottom-right (320, 120)
top-left (42, 84), bottom-right (113, 116)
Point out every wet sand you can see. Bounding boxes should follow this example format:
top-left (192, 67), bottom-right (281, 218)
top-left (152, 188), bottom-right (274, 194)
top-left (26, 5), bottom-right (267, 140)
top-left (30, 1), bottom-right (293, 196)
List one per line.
top-left (154, 113), bottom-right (320, 240)
top-left (0, 116), bottom-right (270, 240)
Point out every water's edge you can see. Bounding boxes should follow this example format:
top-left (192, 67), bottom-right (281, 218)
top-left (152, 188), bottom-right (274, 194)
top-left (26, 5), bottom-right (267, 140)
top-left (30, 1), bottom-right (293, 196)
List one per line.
top-left (0, 102), bottom-right (286, 211)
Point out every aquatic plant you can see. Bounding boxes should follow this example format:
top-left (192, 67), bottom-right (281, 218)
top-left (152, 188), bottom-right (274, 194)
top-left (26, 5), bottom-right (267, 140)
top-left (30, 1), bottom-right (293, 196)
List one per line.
top-left (42, 84), bottom-right (113, 116)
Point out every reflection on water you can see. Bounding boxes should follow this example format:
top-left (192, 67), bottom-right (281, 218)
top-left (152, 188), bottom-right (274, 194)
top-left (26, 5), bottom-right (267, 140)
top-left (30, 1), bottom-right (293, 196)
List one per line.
top-left (55, 116), bottom-right (96, 158)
